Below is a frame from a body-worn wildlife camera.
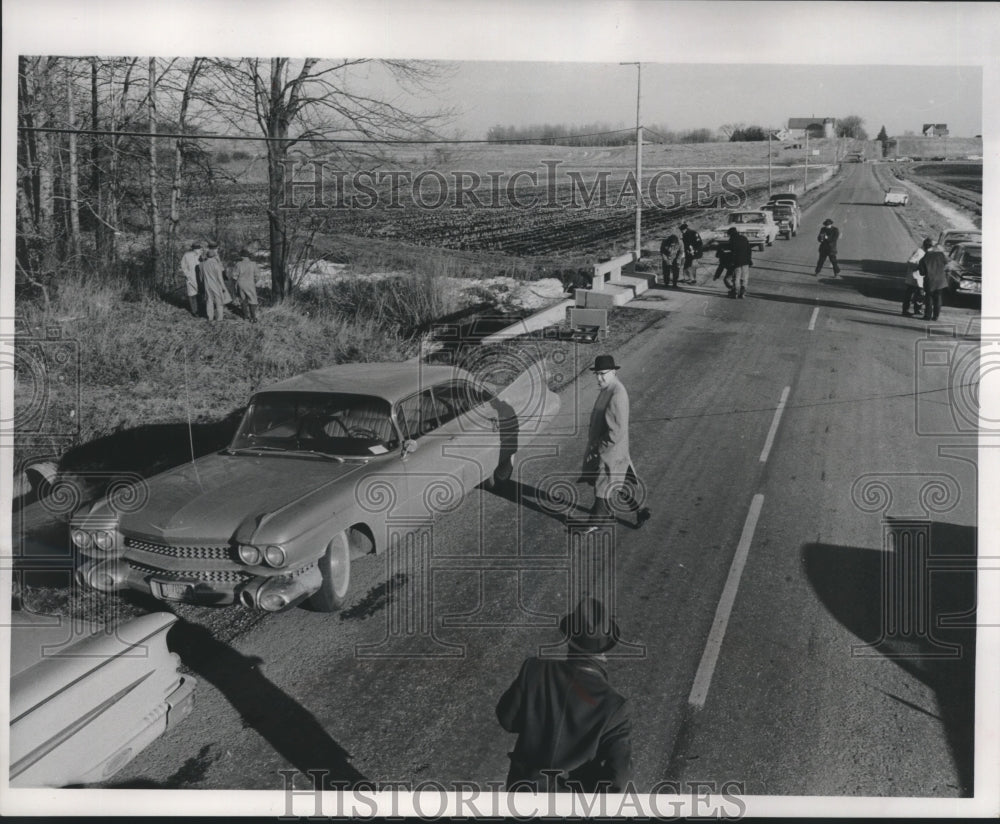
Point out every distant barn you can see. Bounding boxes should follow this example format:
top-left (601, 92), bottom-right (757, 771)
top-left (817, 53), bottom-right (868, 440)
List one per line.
top-left (787, 117), bottom-right (836, 139)
top-left (922, 123), bottom-right (949, 137)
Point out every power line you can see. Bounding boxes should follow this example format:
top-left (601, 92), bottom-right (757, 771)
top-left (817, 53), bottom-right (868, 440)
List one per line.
top-left (17, 125), bottom-right (637, 145)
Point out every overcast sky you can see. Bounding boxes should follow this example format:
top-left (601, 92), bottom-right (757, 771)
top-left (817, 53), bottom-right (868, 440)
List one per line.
top-left (404, 62), bottom-right (983, 139)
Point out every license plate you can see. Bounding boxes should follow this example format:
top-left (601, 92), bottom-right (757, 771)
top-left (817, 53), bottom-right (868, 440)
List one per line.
top-left (154, 580), bottom-right (195, 601)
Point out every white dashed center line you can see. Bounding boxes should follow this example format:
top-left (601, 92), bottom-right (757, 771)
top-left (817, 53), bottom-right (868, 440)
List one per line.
top-left (808, 306), bottom-right (819, 331)
top-left (759, 386), bottom-right (790, 464)
top-left (688, 493), bottom-right (766, 709)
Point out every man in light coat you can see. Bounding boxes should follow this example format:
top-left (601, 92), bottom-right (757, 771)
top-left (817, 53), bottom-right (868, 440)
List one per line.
top-left (180, 242), bottom-right (203, 316)
top-left (496, 597), bottom-right (633, 793)
top-left (199, 242), bottom-right (228, 322)
top-left (579, 354), bottom-right (650, 531)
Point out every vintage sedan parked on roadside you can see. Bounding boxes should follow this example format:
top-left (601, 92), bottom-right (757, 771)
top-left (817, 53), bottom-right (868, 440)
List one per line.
top-left (761, 202), bottom-right (798, 238)
top-left (944, 242), bottom-right (982, 298)
top-left (70, 361), bottom-right (560, 612)
top-left (711, 210), bottom-right (778, 250)
top-left (10, 611), bottom-right (195, 787)
top-left (937, 229), bottom-right (983, 254)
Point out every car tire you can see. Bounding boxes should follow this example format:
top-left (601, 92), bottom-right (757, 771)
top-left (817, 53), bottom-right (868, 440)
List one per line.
top-left (306, 530), bottom-right (351, 612)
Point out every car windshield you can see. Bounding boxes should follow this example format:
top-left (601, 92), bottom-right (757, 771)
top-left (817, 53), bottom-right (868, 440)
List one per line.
top-left (889, 188), bottom-right (906, 194)
top-left (730, 214), bottom-right (764, 224)
top-left (230, 391), bottom-right (398, 457)
top-left (961, 250), bottom-right (982, 271)
top-left (944, 233), bottom-right (981, 247)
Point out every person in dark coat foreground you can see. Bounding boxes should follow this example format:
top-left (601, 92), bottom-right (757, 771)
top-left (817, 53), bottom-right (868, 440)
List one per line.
top-left (496, 597), bottom-right (633, 793)
top-left (727, 226), bottom-right (754, 298)
top-left (919, 241), bottom-right (949, 321)
top-left (814, 218), bottom-right (841, 276)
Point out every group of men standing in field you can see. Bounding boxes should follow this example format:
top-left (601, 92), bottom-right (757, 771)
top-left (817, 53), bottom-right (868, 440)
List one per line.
top-left (179, 241), bottom-right (260, 323)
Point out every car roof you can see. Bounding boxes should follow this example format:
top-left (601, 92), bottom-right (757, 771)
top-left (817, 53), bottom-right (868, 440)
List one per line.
top-left (888, 187), bottom-right (906, 192)
top-left (768, 192), bottom-right (798, 199)
top-left (258, 362), bottom-right (472, 402)
top-left (729, 210), bottom-right (766, 215)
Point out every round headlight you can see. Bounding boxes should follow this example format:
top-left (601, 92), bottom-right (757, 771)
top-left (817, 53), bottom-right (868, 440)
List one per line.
top-left (71, 529), bottom-right (93, 550)
top-left (263, 545), bottom-right (286, 568)
top-left (260, 592), bottom-right (287, 612)
top-left (238, 544), bottom-right (262, 566)
top-left (92, 531), bottom-right (115, 552)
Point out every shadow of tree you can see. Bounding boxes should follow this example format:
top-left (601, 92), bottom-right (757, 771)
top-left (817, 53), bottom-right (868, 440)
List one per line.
top-left (801, 521), bottom-right (976, 796)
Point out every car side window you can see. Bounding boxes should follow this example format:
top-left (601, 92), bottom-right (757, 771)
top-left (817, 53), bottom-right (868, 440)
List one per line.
top-left (397, 388), bottom-right (447, 439)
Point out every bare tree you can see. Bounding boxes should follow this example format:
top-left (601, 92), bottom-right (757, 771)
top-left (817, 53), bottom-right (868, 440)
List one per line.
top-left (836, 115), bottom-right (868, 140)
top-left (166, 57), bottom-right (204, 266)
top-left (148, 57), bottom-right (161, 287)
top-left (206, 58), bottom-right (451, 299)
top-left (66, 63), bottom-right (81, 263)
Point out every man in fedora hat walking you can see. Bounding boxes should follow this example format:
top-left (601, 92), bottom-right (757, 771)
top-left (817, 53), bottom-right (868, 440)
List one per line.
top-left (579, 354), bottom-right (650, 532)
top-left (814, 218), bottom-right (841, 277)
top-left (496, 597), bottom-right (633, 793)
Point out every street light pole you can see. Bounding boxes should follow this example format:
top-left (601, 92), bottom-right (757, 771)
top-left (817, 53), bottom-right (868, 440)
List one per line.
top-left (768, 129), bottom-right (772, 197)
top-left (804, 130), bottom-right (809, 190)
top-left (621, 61), bottom-right (642, 261)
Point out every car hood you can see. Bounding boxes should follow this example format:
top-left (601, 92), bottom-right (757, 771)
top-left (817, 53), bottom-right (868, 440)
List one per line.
top-left (101, 452), bottom-right (367, 541)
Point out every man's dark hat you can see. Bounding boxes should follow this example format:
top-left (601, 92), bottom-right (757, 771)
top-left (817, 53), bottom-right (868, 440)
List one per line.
top-left (922, 238), bottom-right (934, 249)
top-left (560, 597), bottom-right (620, 654)
top-left (239, 248), bottom-right (251, 257)
top-left (208, 241), bottom-right (219, 249)
top-left (822, 218), bottom-right (834, 226)
top-left (191, 241), bottom-right (203, 249)
top-left (727, 225), bottom-right (739, 235)
top-left (679, 222), bottom-right (689, 230)
top-left (589, 354), bottom-right (621, 372)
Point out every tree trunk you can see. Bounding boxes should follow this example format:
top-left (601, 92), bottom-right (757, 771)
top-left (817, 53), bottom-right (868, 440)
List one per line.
top-left (167, 58), bottom-right (201, 273)
top-left (90, 58), bottom-right (109, 266)
top-left (148, 57), bottom-right (161, 290)
top-left (66, 63), bottom-right (81, 263)
top-left (267, 58), bottom-right (290, 299)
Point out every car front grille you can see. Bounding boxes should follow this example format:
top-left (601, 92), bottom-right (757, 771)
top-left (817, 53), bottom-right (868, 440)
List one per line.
top-left (128, 561), bottom-right (251, 585)
top-left (125, 536), bottom-right (233, 561)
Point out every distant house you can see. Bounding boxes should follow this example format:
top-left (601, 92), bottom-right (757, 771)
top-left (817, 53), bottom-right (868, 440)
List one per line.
top-left (922, 123), bottom-right (949, 137)
top-left (787, 117), bottom-right (836, 139)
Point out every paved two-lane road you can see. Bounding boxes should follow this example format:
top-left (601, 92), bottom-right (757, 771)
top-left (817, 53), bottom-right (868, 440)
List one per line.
top-left (112, 163), bottom-right (980, 800)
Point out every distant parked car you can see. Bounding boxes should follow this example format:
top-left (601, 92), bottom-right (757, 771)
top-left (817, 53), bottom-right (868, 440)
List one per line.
top-left (896, 156), bottom-right (912, 163)
top-left (883, 187), bottom-right (909, 206)
top-left (944, 242), bottom-right (982, 298)
top-left (10, 611), bottom-right (195, 787)
top-left (937, 229), bottom-right (983, 254)
top-left (761, 203), bottom-right (798, 238)
top-left (712, 210), bottom-right (778, 250)
top-left (70, 362), bottom-right (560, 612)
top-left (844, 152), bottom-right (865, 163)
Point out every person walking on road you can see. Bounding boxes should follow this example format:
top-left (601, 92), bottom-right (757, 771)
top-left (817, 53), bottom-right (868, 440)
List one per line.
top-left (230, 248), bottom-right (260, 323)
top-left (660, 233), bottom-right (682, 287)
top-left (496, 596), bottom-right (633, 793)
top-left (578, 354), bottom-right (650, 532)
top-left (814, 218), bottom-right (841, 277)
top-left (713, 233), bottom-right (736, 294)
top-left (199, 242), bottom-right (228, 322)
top-left (680, 223), bottom-right (704, 284)
top-left (728, 226), bottom-right (753, 299)
top-left (180, 242), bottom-right (203, 316)
top-left (902, 238), bottom-right (932, 317)
top-left (919, 240), bottom-right (949, 321)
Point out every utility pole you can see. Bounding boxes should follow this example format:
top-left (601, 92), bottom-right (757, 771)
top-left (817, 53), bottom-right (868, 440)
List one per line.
top-left (804, 129), bottom-right (809, 190)
top-left (767, 128), bottom-right (772, 196)
top-left (621, 62), bottom-right (642, 261)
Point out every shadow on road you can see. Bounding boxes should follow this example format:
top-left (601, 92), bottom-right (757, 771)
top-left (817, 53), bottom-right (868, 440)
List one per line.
top-left (745, 289), bottom-right (905, 318)
top-left (103, 597), bottom-right (368, 789)
top-left (802, 521), bottom-right (976, 796)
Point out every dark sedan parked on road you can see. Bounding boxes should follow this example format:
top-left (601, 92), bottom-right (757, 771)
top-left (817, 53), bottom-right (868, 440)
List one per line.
top-left (70, 361), bottom-right (560, 612)
top-left (944, 242), bottom-right (982, 299)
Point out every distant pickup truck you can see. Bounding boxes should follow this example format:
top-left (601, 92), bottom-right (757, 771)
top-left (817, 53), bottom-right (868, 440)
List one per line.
top-left (883, 187), bottom-right (909, 206)
top-left (843, 152), bottom-right (865, 163)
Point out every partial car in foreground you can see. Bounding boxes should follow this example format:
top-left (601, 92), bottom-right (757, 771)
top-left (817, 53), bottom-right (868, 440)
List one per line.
top-left (937, 229), bottom-right (983, 254)
top-left (944, 242), bottom-right (982, 299)
top-left (883, 187), bottom-right (909, 206)
top-left (70, 361), bottom-right (560, 612)
top-left (10, 611), bottom-right (195, 787)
